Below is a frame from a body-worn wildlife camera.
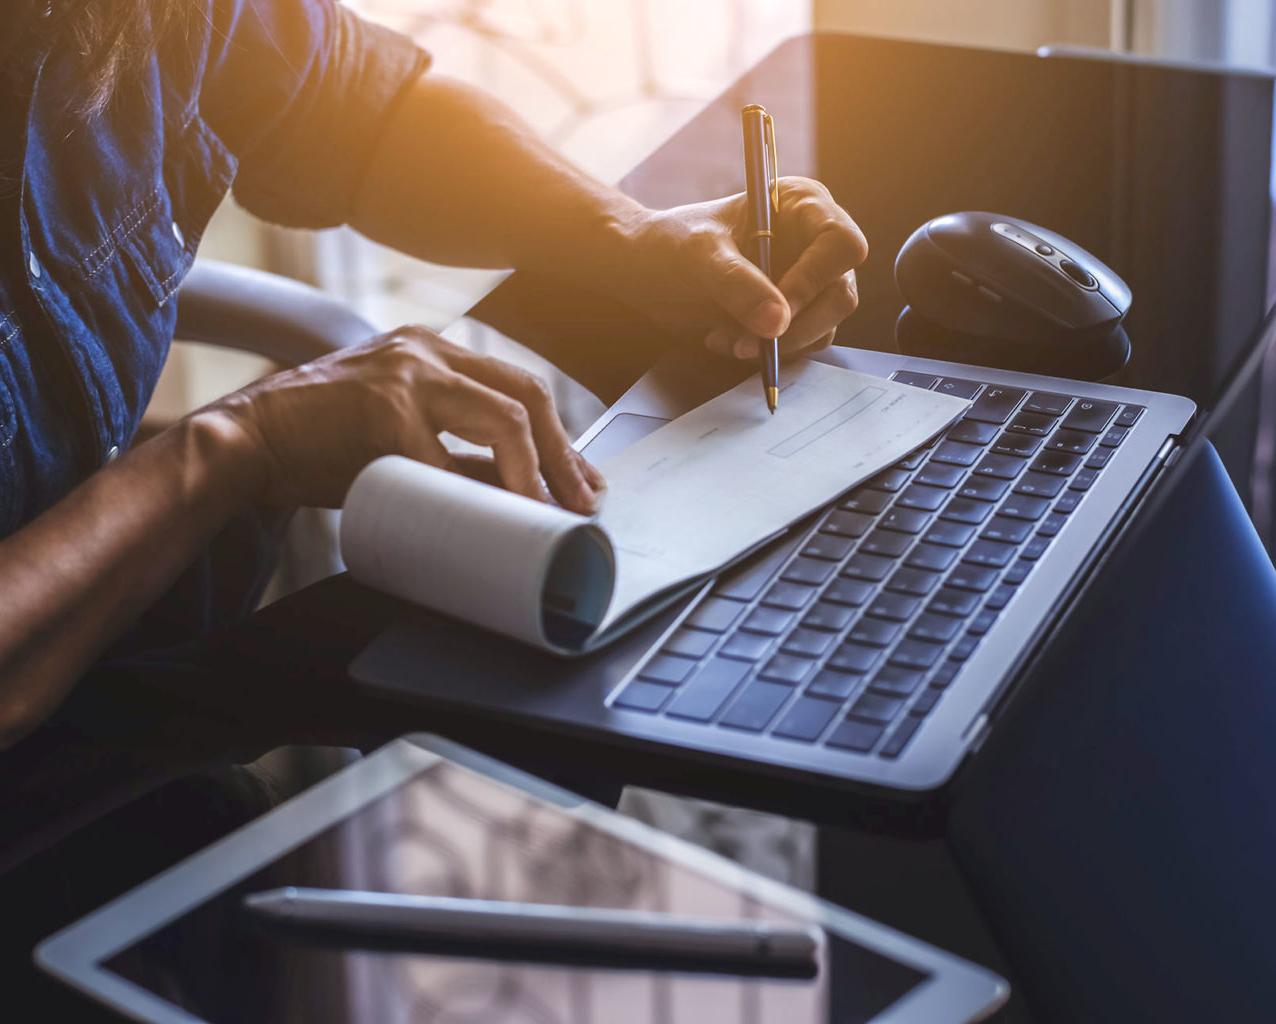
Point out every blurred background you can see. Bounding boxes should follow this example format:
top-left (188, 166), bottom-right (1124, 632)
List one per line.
top-left (173, 0), bottom-right (1276, 888)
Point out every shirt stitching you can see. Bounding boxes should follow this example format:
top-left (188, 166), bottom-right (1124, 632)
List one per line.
top-left (83, 186), bottom-right (162, 280)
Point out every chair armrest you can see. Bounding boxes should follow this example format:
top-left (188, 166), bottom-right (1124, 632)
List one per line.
top-left (175, 260), bottom-right (377, 368)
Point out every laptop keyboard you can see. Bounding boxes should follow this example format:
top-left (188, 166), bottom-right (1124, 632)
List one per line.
top-left (612, 372), bottom-right (1145, 760)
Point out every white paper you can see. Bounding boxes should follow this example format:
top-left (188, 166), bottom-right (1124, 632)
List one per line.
top-left (594, 361), bottom-right (969, 630)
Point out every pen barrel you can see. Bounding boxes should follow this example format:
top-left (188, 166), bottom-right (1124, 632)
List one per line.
top-left (741, 107), bottom-right (773, 239)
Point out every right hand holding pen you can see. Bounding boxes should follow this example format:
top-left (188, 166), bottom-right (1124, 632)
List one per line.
top-left (210, 326), bottom-right (605, 514)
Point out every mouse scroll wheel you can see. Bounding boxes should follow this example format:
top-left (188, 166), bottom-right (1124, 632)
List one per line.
top-left (1059, 258), bottom-right (1098, 289)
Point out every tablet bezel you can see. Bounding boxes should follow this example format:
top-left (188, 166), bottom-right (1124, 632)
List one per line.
top-left (35, 734), bottom-right (1007, 1023)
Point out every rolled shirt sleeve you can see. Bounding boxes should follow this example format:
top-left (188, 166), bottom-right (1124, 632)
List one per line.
top-left (197, 0), bottom-right (430, 228)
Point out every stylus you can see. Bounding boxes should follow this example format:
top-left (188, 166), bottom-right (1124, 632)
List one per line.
top-left (244, 887), bottom-right (821, 976)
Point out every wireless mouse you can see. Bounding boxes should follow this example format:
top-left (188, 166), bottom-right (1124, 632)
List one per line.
top-left (894, 211), bottom-right (1132, 379)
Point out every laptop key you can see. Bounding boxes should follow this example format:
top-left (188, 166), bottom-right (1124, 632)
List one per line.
top-left (714, 531), bottom-right (804, 601)
top-left (720, 681), bottom-right (792, 732)
top-left (985, 584), bottom-right (1016, 610)
top-left (879, 506), bottom-right (933, 533)
top-left (1004, 559), bottom-right (1033, 586)
top-left (946, 565), bottom-right (999, 593)
top-left (910, 687), bottom-right (943, 717)
top-left (760, 654), bottom-right (817, 686)
top-left (1020, 535), bottom-right (1051, 560)
top-left (897, 450), bottom-right (927, 471)
top-left (1047, 428), bottom-right (1096, 455)
top-left (916, 462), bottom-right (965, 489)
top-left (843, 552), bottom-right (895, 582)
top-left (1099, 424), bottom-right (1130, 448)
top-left (803, 601), bottom-right (857, 632)
top-left (849, 617), bottom-right (901, 647)
top-left (923, 520), bottom-right (977, 548)
top-left (886, 567), bottom-right (942, 597)
top-left (997, 494), bottom-right (1050, 521)
top-left (967, 608), bottom-right (1000, 636)
top-left (1054, 492), bottom-right (1082, 515)
top-left (822, 509), bottom-right (874, 538)
top-left (1007, 412), bottom-right (1057, 437)
top-left (930, 660), bottom-right (963, 688)
top-left (1114, 405), bottom-right (1144, 427)
top-left (1070, 468), bottom-right (1100, 491)
top-left (947, 419), bottom-right (1000, 446)
top-left (963, 539), bottom-right (1015, 569)
top-left (782, 557), bottom-right (837, 586)
top-left (718, 632), bottom-right (775, 662)
top-left (1061, 398), bottom-right (1119, 433)
top-left (867, 467), bottom-right (911, 492)
top-left (1037, 512), bottom-right (1068, 537)
top-left (663, 628), bottom-right (717, 660)
top-left (1024, 391), bottom-right (1072, 416)
top-left (949, 635), bottom-right (980, 662)
top-left (1084, 447), bottom-right (1114, 470)
top-left (742, 608), bottom-right (798, 637)
top-left (931, 440), bottom-right (983, 467)
top-left (640, 655), bottom-right (696, 685)
top-left (981, 516), bottom-right (1033, 544)
top-left (807, 669), bottom-right (861, 699)
top-left (761, 581), bottom-right (817, 611)
top-left (957, 475), bottom-right (1011, 503)
top-left (1030, 449), bottom-right (1082, 476)
top-left (827, 642), bottom-right (884, 674)
top-left (802, 534), bottom-right (855, 562)
top-left (936, 377), bottom-right (984, 400)
top-left (665, 658), bottom-right (751, 721)
top-left (966, 385), bottom-right (1027, 424)
top-left (973, 453), bottom-right (1027, 480)
top-left (880, 716), bottom-right (923, 758)
top-left (826, 717), bottom-right (886, 753)
top-left (861, 529), bottom-right (912, 558)
top-left (849, 691), bottom-right (907, 723)
top-left (992, 432), bottom-right (1042, 459)
top-left (823, 577), bottom-right (875, 606)
top-left (870, 665), bottom-right (926, 696)
top-left (840, 489), bottom-right (892, 514)
top-left (909, 612), bottom-right (962, 643)
top-left (906, 542), bottom-right (959, 572)
top-left (687, 596), bottom-right (747, 633)
top-left (895, 484), bottom-right (949, 513)
top-left (1014, 471), bottom-right (1066, 499)
top-left (614, 680), bottom-right (676, 713)
top-left (889, 639), bottom-right (944, 671)
top-left (929, 588), bottom-right (980, 618)
top-left (774, 695), bottom-right (841, 741)
top-left (782, 628), bottom-right (836, 659)
top-left (866, 591), bottom-right (921, 622)
top-left (941, 497), bottom-right (994, 525)
top-left (891, 370), bottom-right (941, 389)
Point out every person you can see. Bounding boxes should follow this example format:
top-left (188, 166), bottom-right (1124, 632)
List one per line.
top-left (0, 0), bottom-right (867, 1008)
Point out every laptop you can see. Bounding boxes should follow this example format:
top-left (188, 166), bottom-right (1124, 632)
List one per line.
top-left (351, 36), bottom-right (1276, 802)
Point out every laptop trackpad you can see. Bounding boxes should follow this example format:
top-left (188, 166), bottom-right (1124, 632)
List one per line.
top-left (580, 413), bottom-right (669, 462)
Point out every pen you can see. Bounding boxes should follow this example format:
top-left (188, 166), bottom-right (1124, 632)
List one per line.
top-left (243, 887), bottom-right (821, 977)
top-left (741, 103), bottom-right (782, 414)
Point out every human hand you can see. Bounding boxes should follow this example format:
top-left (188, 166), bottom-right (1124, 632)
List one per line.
top-left (211, 326), bottom-right (605, 512)
top-left (598, 177), bottom-right (868, 361)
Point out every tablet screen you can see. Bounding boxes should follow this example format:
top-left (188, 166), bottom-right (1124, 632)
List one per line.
top-left (103, 759), bottom-right (927, 1023)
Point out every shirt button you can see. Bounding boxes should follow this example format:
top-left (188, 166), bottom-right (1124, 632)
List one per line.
top-left (171, 221), bottom-right (185, 248)
top-left (28, 252), bottom-right (41, 280)
top-left (105, 445), bottom-right (120, 463)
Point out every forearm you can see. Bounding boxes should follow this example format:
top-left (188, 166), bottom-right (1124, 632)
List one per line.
top-left (0, 412), bottom-right (264, 749)
top-left (350, 74), bottom-right (643, 281)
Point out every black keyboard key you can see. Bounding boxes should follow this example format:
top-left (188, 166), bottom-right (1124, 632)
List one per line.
top-left (827, 642), bottom-right (884, 674)
top-left (896, 450), bottom-right (927, 471)
top-left (966, 385), bottom-right (1027, 424)
top-left (782, 557), bottom-right (837, 586)
top-left (866, 591), bottom-right (921, 622)
top-left (916, 463), bottom-right (965, 489)
top-left (895, 484), bottom-right (948, 513)
top-left (992, 431), bottom-right (1043, 459)
top-left (1007, 411), bottom-right (1057, 437)
top-left (870, 664), bottom-right (926, 696)
top-left (867, 467), bottom-right (911, 492)
top-left (803, 601), bottom-right (857, 632)
top-left (997, 494), bottom-right (1050, 521)
top-left (892, 370), bottom-right (940, 389)
top-left (1021, 535), bottom-right (1051, 561)
top-left (840, 489), bottom-right (892, 514)
top-left (665, 658), bottom-right (751, 721)
top-left (941, 496), bottom-right (994, 525)
top-left (1004, 559), bottom-right (1033, 586)
top-left (1114, 405), bottom-right (1144, 427)
top-left (782, 628), bottom-right (836, 659)
top-left (687, 596), bottom-right (746, 633)
top-left (1070, 468), bottom-right (1100, 491)
top-left (949, 635), bottom-right (980, 662)
top-left (1084, 447), bottom-right (1114, 470)
top-left (822, 509), bottom-right (874, 538)
top-left (759, 654), bottom-right (817, 686)
top-left (947, 419), bottom-right (1000, 446)
top-left (957, 475), bottom-right (1011, 503)
top-left (843, 552), bottom-right (895, 582)
top-left (1037, 512), bottom-right (1068, 537)
top-left (1024, 391), bottom-right (1072, 416)
top-left (718, 632), bottom-right (775, 662)
top-left (931, 440), bottom-right (983, 467)
top-left (1014, 471), bottom-right (1066, 499)
top-left (967, 608), bottom-right (999, 636)
top-left (802, 534), bottom-right (855, 562)
top-left (1061, 398), bottom-right (1119, 433)
top-left (720, 681), bottom-right (792, 732)
top-left (773, 695), bottom-right (841, 741)
top-left (910, 687), bottom-right (943, 717)
top-left (909, 612), bottom-right (962, 643)
top-left (761, 581), bottom-right (816, 611)
top-left (973, 453), bottom-right (1027, 480)
top-left (861, 529), bottom-right (912, 558)
top-left (963, 539), bottom-right (1015, 569)
top-left (879, 507), bottom-right (933, 534)
top-left (849, 617), bottom-right (901, 647)
top-left (714, 532), bottom-right (803, 601)
top-left (826, 717), bottom-right (885, 753)
top-left (1053, 492), bottom-right (1082, 515)
top-left (808, 668), bottom-right (861, 699)
top-left (906, 542), bottom-right (959, 572)
top-left (640, 655), bottom-right (696, 685)
top-left (985, 584), bottom-right (1016, 611)
top-left (663, 628), bottom-right (717, 660)
top-left (930, 660), bottom-right (963, 688)
top-left (880, 716), bottom-right (923, 758)
top-left (742, 607), bottom-right (796, 636)
top-left (929, 587), bottom-right (980, 618)
top-left (886, 566), bottom-right (942, 597)
top-left (923, 520), bottom-right (977, 548)
top-left (823, 577), bottom-right (874, 606)
top-left (1047, 428), bottom-right (1096, 455)
top-left (1099, 424), bottom-right (1129, 448)
top-left (981, 516), bottom-right (1033, 544)
top-left (849, 691), bottom-right (907, 723)
top-left (935, 377), bottom-right (984, 400)
top-left (946, 565), bottom-right (999, 593)
top-left (1030, 450), bottom-right (1082, 476)
top-left (889, 639), bottom-right (943, 671)
top-left (615, 680), bottom-right (675, 713)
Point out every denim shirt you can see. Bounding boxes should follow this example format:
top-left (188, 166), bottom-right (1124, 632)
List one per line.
top-left (0, 0), bottom-right (427, 538)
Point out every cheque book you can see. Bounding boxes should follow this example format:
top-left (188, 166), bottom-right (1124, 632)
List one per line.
top-left (340, 360), bottom-right (969, 654)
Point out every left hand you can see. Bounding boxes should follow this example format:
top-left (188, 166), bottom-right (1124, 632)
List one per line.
top-left (600, 177), bottom-right (868, 361)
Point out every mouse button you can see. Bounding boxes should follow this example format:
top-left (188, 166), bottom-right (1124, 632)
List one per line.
top-left (1059, 258), bottom-right (1099, 289)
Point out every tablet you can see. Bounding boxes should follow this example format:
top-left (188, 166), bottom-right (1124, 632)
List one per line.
top-left (37, 735), bottom-right (1006, 1022)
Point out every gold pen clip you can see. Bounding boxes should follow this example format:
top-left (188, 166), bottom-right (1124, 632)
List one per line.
top-left (764, 111), bottom-right (780, 212)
